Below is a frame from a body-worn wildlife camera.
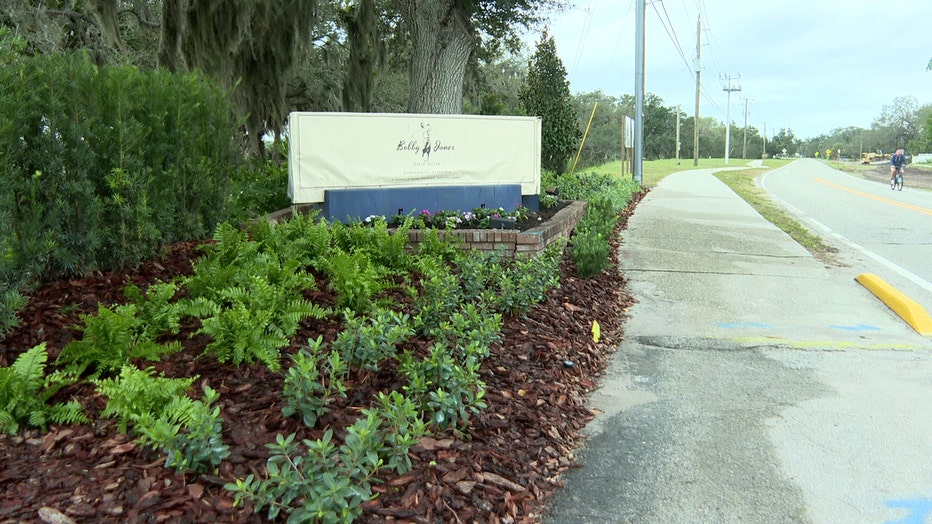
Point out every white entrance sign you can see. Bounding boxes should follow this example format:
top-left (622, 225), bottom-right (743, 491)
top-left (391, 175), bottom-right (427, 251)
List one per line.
top-left (287, 112), bottom-right (542, 204)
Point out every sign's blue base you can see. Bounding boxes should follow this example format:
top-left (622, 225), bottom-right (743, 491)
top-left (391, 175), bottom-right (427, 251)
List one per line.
top-left (323, 185), bottom-right (539, 223)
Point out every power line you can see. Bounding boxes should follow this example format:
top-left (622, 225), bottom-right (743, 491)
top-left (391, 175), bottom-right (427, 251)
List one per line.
top-left (567, 0), bottom-right (598, 85)
top-left (650, 0), bottom-right (691, 72)
top-left (597, 1), bottom-right (635, 90)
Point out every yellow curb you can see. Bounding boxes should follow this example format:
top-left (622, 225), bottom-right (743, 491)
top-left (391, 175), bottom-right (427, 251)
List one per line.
top-left (855, 273), bottom-right (932, 336)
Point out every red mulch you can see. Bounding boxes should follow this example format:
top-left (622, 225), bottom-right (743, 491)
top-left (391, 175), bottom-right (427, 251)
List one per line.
top-left (0, 192), bottom-right (645, 524)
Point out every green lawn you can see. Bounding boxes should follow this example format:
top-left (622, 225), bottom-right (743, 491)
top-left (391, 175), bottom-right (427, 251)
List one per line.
top-left (577, 157), bottom-right (794, 187)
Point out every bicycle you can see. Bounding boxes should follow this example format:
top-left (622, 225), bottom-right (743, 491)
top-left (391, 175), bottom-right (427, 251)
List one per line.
top-left (891, 168), bottom-right (904, 191)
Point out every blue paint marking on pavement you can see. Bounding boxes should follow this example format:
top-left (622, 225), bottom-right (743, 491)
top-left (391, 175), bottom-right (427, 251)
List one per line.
top-left (884, 498), bottom-right (932, 524)
top-left (828, 323), bottom-right (882, 332)
top-left (716, 322), bottom-right (772, 329)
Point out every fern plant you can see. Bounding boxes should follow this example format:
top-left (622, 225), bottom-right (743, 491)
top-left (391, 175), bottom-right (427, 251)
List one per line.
top-left (95, 366), bottom-right (228, 472)
top-left (248, 209), bottom-right (332, 269)
top-left (93, 365), bottom-right (197, 433)
top-left (197, 293), bottom-right (287, 371)
top-left (182, 222), bottom-right (262, 297)
top-left (177, 225), bottom-right (328, 371)
top-left (56, 303), bottom-right (182, 378)
top-left (182, 274), bottom-right (328, 372)
top-left (0, 343), bottom-right (88, 434)
top-left (321, 248), bottom-right (389, 314)
top-left (123, 280), bottom-right (184, 338)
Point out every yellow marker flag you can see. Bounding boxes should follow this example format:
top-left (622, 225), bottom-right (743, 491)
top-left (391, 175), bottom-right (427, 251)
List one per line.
top-left (591, 319), bottom-right (601, 343)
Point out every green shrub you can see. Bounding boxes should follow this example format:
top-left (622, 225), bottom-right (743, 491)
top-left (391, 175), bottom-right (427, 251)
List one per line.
top-left (399, 343), bottom-right (487, 430)
top-left (411, 256), bottom-right (463, 335)
top-left (543, 170), bottom-right (640, 210)
top-left (333, 308), bottom-right (414, 373)
top-left (0, 44), bottom-right (240, 283)
top-left (571, 226), bottom-right (611, 278)
top-left (569, 194), bottom-right (621, 279)
top-left (489, 243), bottom-right (563, 315)
top-left (228, 147), bottom-right (292, 221)
top-left (281, 336), bottom-right (348, 428)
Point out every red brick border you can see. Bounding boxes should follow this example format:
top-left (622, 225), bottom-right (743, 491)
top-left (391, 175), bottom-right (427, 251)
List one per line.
top-left (263, 200), bottom-right (588, 258)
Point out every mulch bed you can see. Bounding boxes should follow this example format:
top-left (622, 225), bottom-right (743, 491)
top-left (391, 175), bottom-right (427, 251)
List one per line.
top-left (0, 191), bottom-right (645, 524)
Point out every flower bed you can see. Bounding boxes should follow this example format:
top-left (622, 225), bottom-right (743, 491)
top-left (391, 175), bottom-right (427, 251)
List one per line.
top-left (265, 200), bottom-right (588, 258)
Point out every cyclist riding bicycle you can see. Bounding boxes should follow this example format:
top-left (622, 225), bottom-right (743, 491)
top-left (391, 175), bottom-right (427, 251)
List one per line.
top-left (890, 149), bottom-right (906, 188)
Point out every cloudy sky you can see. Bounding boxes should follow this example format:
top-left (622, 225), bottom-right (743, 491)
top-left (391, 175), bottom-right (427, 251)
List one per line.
top-left (537, 0), bottom-right (932, 140)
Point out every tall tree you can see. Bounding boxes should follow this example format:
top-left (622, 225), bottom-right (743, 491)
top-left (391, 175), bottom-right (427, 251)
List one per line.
top-left (520, 31), bottom-right (580, 174)
top-left (341, 0), bottom-right (380, 112)
top-left (158, 0), bottom-right (318, 153)
top-left (395, 0), bottom-right (562, 114)
top-left (767, 128), bottom-right (800, 158)
top-left (872, 95), bottom-right (921, 152)
top-left (464, 49), bottom-right (528, 116)
top-left (1, 0), bottom-right (160, 67)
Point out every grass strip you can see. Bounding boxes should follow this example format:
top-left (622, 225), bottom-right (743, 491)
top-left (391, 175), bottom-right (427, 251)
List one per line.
top-left (713, 168), bottom-right (839, 262)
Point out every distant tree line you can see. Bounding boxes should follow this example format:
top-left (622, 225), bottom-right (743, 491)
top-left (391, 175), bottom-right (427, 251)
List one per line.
top-left (3, 1), bottom-right (927, 168)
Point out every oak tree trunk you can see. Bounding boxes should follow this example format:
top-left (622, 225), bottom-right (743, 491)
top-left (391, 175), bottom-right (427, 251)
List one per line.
top-left (397, 0), bottom-right (475, 114)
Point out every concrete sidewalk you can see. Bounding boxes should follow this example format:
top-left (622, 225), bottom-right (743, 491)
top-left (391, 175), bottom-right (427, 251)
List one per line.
top-left (615, 167), bottom-right (929, 349)
top-left (543, 167), bottom-right (932, 523)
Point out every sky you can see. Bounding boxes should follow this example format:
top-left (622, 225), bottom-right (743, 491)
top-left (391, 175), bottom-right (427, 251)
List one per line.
top-left (535, 0), bottom-right (932, 140)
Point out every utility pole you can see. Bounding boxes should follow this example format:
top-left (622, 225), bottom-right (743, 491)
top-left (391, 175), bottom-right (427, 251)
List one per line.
top-left (721, 74), bottom-right (741, 164)
top-left (762, 121), bottom-right (767, 157)
top-left (692, 16), bottom-right (701, 167)
top-left (742, 97), bottom-right (750, 160)
top-left (676, 105), bottom-right (681, 165)
top-left (633, 0), bottom-right (645, 183)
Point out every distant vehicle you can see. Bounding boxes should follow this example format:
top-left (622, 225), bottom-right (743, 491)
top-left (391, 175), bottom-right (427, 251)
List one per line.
top-left (861, 151), bottom-right (890, 164)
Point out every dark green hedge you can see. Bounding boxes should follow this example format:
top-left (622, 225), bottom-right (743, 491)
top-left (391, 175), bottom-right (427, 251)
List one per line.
top-left (0, 35), bottom-right (241, 285)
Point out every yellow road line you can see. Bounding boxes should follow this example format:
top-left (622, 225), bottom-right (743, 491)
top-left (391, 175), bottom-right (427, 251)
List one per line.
top-left (814, 178), bottom-right (932, 216)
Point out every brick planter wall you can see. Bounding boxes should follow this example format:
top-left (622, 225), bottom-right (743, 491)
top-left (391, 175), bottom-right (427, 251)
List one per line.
top-left (263, 200), bottom-right (588, 258)
top-left (404, 200), bottom-right (587, 257)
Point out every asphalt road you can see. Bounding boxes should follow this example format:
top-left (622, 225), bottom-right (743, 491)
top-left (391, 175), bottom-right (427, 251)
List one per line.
top-left (544, 162), bottom-right (932, 524)
top-left (762, 159), bottom-right (932, 316)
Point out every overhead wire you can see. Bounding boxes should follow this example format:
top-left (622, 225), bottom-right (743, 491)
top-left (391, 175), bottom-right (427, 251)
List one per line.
top-left (554, 0), bottom-right (732, 120)
top-left (597, 0), bottom-right (635, 90)
top-left (650, 0), bottom-right (691, 73)
top-left (567, 0), bottom-right (598, 85)
top-left (647, 0), bottom-right (723, 115)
